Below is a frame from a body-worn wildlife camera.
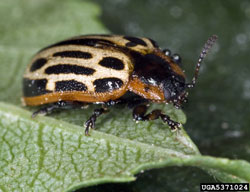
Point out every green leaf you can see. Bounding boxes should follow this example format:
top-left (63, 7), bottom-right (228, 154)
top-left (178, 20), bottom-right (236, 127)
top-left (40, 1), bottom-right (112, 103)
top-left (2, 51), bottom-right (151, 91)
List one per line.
top-left (1, 102), bottom-right (250, 192)
top-left (0, 0), bottom-right (250, 191)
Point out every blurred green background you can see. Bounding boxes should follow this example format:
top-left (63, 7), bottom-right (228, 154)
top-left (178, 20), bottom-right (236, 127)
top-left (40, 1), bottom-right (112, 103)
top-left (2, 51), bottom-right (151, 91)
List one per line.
top-left (79, 0), bottom-right (250, 191)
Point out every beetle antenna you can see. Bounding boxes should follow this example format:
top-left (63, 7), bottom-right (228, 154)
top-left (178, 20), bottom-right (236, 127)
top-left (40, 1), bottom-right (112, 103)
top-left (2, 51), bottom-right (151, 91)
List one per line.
top-left (186, 35), bottom-right (218, 88)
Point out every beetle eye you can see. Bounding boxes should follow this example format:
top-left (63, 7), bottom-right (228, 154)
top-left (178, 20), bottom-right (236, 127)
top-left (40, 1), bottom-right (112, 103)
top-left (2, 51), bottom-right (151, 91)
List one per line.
top-left (163, 49), bottom-right (171, 56)
top-left (172, 54), bottom-right (182, 64)
top-left (163, 88), bottom-right (171, 100)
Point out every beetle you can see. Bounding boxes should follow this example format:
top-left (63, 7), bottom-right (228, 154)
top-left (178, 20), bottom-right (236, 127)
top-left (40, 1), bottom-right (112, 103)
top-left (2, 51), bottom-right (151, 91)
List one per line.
top-left (22, 34), bottom-right (217, 135)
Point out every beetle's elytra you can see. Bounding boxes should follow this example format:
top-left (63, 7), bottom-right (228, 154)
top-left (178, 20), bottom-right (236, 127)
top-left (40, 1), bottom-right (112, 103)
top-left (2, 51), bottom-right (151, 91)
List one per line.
top-left (22, 34), bottom-right (218, 135)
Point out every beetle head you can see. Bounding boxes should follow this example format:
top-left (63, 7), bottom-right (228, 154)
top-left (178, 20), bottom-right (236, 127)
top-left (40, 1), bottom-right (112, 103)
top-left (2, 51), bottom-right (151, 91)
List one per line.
top-left (162, 35), bottom-right (218, 108)
top-left (162, 75), bottom-right (187, 108)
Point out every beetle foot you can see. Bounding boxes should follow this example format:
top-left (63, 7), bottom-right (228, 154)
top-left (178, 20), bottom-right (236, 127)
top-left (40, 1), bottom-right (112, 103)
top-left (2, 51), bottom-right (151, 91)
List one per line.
top-left (84, 119), bottom-right (95, 136)
top-left (84, 107), bottom-right (108, 136)
top-left (161, 115), bottom-right (181, 130)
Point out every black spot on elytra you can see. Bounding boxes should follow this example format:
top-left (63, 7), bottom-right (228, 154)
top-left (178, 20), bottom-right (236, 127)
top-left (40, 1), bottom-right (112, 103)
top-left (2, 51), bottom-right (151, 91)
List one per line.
top-left (53, 51), bottom-right (92, 59)
top-left (45, 64), bottom-right (95, 75)
top-left (23, 78), bottom-right (51, 97)
top-left (148, 38), bottom-right (159, 48)
top-left (124, 36), bottom-right (147, 47)
top-left (30, 58), bottom-right (47, 72)
top-left (40, 38), bottom-right (114, 52)
top-left (99, 57), bottom-right (124, 70)
top-left (94, 78), bottom-right (123, 92)
top-left (55, 80), bottom-right (87, 92)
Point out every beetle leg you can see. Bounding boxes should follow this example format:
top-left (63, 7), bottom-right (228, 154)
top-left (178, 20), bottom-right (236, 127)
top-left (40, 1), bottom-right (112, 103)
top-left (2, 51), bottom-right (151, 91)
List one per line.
top-left (132, 105), bottom-right (148, 121)
top-left (133, 105), bottom-right (181, 130)
top-left (32, 101), bottom-right (85, 117)
top-left (85, 107), bottom-right (108, 136)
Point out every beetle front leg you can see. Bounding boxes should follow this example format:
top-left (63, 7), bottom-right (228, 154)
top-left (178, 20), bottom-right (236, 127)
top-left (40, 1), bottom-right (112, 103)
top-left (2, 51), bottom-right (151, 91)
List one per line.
top-left (133, 105), bottom-right (181, 130)
top-left (85, 107), bottom-right (108, 136)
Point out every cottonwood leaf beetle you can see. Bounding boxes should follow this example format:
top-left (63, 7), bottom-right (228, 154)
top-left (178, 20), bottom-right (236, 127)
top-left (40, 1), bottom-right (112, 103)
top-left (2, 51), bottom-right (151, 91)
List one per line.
top-left (22, 34), bottom-right (218, 135)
